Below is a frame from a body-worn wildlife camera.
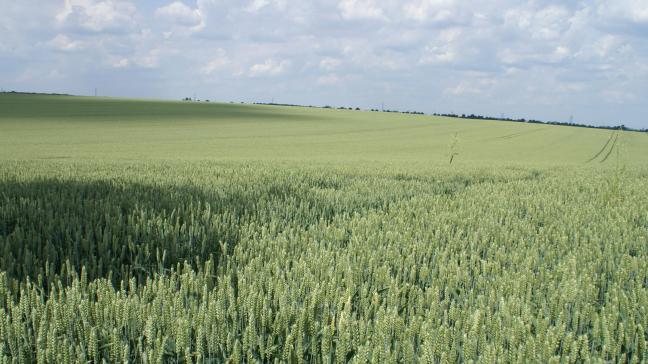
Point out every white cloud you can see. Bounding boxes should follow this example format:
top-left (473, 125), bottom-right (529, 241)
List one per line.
top-left (104, 48), bottom-right (160, 69)
top-left (572, 35), bottom-right (634, 68)
top-left (48, 35), bottom-right (82, 51)
top-left (504, 5), bottom-right (571, 41)
top-left (246, 0), bottom-right (270, 13)
top-left (420, 45), bottom-right (457, 64)
top-left (596, 0), bottom-right (648, 25)
top-left (319, 57), bottom-right (342, 70)
top-left (594, 36), bottom-right (626, 58)
top-left (155, 2), bottom-right (203, 28)
top-left (403, 0), bottom-right (459, 24)
top-left (244, 0), bottom-right (287, 13)
top-left (338, 0), bottom-right (386, 21)
top-left (600, 89), bottom-right (637, 104)
top-left (202, 49), bottom-right (230, 75)
top-left (56, 0), bottom-right (137, 32)
top-left (112, 58), bottom-right (130, 68)
top-left (249, 59), bottom-right (290, 77)
top-left (445, 77), bottom-right (495, 96)
top-left (133, 49), bottom-right (160, 68)
top-left (438, 27), bottom-right (462, 43)
top-left (337, 41), bottom-right (408, 70)
top-left (550, 46), bottom-right (571, 62)
top-left (317, 73), bottom-right (342, 85)
top-left (498, 44), bottom-right (572, 67)
top-left (446, 82), bottom-right (481, 96)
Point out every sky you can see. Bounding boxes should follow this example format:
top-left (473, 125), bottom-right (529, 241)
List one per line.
top-left (1, 0), bottom-right (647, 128)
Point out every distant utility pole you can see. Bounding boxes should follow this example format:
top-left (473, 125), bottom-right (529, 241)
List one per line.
top-left (94, 88), bottom-right (97, 97)
top-left (569, 115), bottom-right (574, 124)
top-left (381, 102), bottom-right (384, 112)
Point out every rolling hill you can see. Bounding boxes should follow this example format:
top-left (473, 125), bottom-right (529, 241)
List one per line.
top-left (1, 93), bottom-right (645, 165)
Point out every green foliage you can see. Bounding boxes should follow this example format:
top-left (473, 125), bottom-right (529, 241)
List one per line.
top-left (1, 162), bottom-right (647, 363)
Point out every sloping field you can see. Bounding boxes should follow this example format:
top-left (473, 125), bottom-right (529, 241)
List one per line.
top-left (1, 93), bottom-right (647, 362)
top-left (1, 93), bottom-right (646, 165)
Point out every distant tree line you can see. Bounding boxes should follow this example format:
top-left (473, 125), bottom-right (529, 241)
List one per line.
top-left (370, 109), bottom-right (425, 115)
top-left (256, 102), bottom-right (646, 132)
top-left (254, 102), bottom-right (321, 108)
top-left (254, 102), bottom-right (426, 115)
top-left (3, 91), bottom-right (644, 132)
top-left (255, 100), bottom-right (648, 132)
top-left (1, 90), bottom-right (71, 96)
top-left (434, 112), bottom-right (645, 132)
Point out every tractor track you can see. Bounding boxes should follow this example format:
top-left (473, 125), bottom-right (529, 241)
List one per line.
top-left (479, 127), bottom-right (548, 142)
top-left (599, 133), bottom-right (619, 163)
top-left (586, 131), bottom-right (616, 163)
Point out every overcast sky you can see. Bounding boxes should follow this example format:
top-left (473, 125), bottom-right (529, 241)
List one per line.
top-left (1, 0), bottom-right (647, 128)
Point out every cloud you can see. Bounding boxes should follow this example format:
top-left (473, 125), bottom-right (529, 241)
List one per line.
top-left (1, 0), bottom-right (648, 128)
top-left (246, 0), bottom-right (270, 13)
top-left (48, 35), bottom-right (83, 51)
top-left (600, 89), bottom-right (637, 104)
top-left (319, 57), bottom-right (342, 70)
top-left (596, 0), bottom-right (648, 25)
top-left (202, 49), bottom-right (231, 75)
top-left (111, 57), bottom-right (130, 68)
top-left (338, 0), bottom-right (386, 21)
top-left (503, 5), bottom-right (571, 41)
top-left (249, 59), bottom-right (290, 77)
top-left (317, 73), bottom-right (342, 85)
top-left (56, 0), bottom-right (137, 33)
top-left (105, 49), bottom-right (160, 69)
top-left (133, 49), bottom-right (161, 68)
top-left (403, 0), bottom-right (463, 25)
top-left (420, 45), bottom-right (457, 64)
top-left (497, 44), bottom-right (572, 67)
top-left (445, 77), bottom-right (495, 96)
top-left (155, 1), bottom-right (203, 29)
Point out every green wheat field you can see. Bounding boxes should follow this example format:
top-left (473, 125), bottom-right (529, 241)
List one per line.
top-left (1, 93), bottom-right (647, 363)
